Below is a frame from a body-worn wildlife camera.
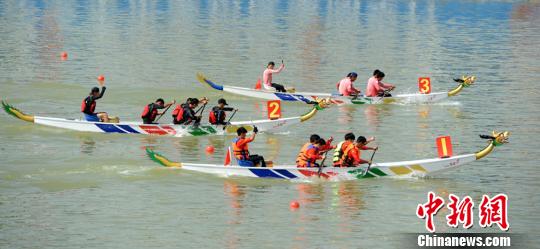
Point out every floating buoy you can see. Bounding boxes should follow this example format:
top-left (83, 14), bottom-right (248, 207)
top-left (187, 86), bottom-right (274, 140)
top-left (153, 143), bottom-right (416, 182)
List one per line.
top-left (60, 51), bottom-right (68, 60)
top-left (205, 145), bottom-right (215, 154)
top-left (290, 201), bottom-right (300, 209)
top-left (97, 75), bottom-right (105, 82)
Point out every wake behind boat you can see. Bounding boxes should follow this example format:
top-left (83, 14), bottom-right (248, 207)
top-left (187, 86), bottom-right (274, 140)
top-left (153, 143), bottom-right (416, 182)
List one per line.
top-left (2, 100), bottom-right (327, 137)
top-left (146, 131), bottom-right (509, 180)
top-left (197, 73), bottom-right (476, 105)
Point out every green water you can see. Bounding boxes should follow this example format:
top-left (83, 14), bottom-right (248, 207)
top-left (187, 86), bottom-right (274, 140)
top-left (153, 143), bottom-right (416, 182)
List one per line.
top-left (1, 1), bottom-right (539, 248)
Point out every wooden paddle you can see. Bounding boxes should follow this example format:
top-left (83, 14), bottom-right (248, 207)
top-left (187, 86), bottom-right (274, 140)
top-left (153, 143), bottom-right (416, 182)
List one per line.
top-left (222, 109), bottom-right (238, 130)
top-left (154, 101), bottom-right (175, 123)
top-left (362, 148), bottom-right (378, 177)
top-left (317, 150), bottom-right (330, 177)
top-left (195, 102), bottom-right (207, 115)
top-left (374, 88), bottom-right (393, 104)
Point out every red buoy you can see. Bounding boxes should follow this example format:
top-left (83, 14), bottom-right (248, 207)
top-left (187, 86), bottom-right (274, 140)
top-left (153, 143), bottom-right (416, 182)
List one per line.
top-left (290, 201), bottom-right (300, 209)
top-left (97, 75), bottom-right (105, 82)
top-left (205, 145), bottom-right (215, 154)
top-left (60, 51), bottom-right (68, 60)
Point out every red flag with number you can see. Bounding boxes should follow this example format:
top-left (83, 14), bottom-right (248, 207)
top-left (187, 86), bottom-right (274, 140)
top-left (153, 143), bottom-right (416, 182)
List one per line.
top-left (224, 146), bottom-right (231, 166)
top-left (255, 78), bottom-right (262, 90)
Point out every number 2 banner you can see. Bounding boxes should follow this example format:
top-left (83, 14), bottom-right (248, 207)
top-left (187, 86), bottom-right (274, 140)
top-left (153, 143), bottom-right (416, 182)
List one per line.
top-left (267, 100), bottom-right (282, 120)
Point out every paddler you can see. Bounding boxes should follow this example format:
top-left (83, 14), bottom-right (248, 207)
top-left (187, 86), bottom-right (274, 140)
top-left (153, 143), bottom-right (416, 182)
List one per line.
top-left (296, 138), bottom-right (328, 168)
top-left (141, 98), bottom-right (175, 124)
top-left (333, 133), bottom-right (374, 166)
top-left (366, 69), bottom-right (396, 97)
top-left (81, 81), bottom-right (110, 122)
top-left (209, 98), bottom-right (236, 125)
top-left (296, 134), bottom-right (320, 163)
top-left (263, 61), bottom-right (286, 92)
top-left (232, 126), bottom-right (266, 167)
top-left (172, 97), bottom-right (208, 125)
top-left (335, 136), bottom-right (378, 167)
top-left (337, 72), bottom-right (361, 96)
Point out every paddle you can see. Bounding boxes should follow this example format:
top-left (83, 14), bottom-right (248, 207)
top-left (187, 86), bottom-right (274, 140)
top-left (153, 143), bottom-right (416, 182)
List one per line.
top-left (154, 101), bottom-right (175, 123)
top-left (195, 102), bottom-right (207, 115)
top-left (362, 148), bottom-right (378, 177)
top-left (317, 150), bottom-right (330, 177)
top-left (374, 88), bottom-right (393, 104)
top-left (222, 109), bottom-right (238, 130)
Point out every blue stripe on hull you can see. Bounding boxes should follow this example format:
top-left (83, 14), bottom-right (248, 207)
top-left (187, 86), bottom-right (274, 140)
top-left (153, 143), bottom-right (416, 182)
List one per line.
top-left (274, 169), bottom-right (297, 179)
top-left (248, 169), bottom-right (284, 179)
top-left (117, 125), bottom-right (140, 134)
top-left (95, 124), bottom-right (126, 133)
top-left (274, 93), bottom-right (298, 101)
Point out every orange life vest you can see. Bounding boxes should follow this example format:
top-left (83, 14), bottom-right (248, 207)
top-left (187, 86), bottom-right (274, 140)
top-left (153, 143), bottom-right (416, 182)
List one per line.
top-left (333, 141), bottom-right (352, 166)
top-left (334, 143), bottom-right (357, 167)
top-left (232, 137), bottom-right (250, 160)
top-left (340, 144), bottom-right (360, 167)
top-left (141, 104), bottom-right (159, 121)
top-left (81, 96), bottom-right (96, 114)
top-left (296, 143), bottom-right (310, 166)
top-left (296, 144), bottom-right (319, 168)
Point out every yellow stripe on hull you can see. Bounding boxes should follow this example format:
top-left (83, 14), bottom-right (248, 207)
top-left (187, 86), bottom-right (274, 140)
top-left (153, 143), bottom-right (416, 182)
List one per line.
top-left (389, 166), bottom-right (413, 175)
top-left (409, 164), bottom-right (428, 173)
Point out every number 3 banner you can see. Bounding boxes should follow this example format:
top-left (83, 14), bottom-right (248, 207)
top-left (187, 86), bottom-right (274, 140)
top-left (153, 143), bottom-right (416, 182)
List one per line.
top-left (267, 100), bottom-right (282, 120)
top-left (419, 77), bottom-right (431, 94)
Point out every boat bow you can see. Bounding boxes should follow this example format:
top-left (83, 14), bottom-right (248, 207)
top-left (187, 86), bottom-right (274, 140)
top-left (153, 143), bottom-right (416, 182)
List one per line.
top-left (448, 75), bottom-right (475, 97)
top-left (299, 98), bottom-right (330, 122)
top-left (475, 131), bottom-right (510, 160)
top-left (2, 100), bottom-right (34, 123)
top-left (146, 148), bottom-right (182, 167)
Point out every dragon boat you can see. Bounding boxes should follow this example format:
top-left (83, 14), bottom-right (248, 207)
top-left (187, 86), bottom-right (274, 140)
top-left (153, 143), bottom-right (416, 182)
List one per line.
top-left (146, 131), bottom-right (509, 180)
top-left (197, 73), bottom-right (475, 105)
top-left (1, 100), bottom-right (327, 137)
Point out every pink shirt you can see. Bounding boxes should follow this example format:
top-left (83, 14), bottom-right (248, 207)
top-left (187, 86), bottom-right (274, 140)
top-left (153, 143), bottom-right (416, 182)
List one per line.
top-left (262, 64), bottom-right (284, 89)
top-left (338, 77), bottom-right (357, 96)
top-left (366, 76), bottom-right (391, 97)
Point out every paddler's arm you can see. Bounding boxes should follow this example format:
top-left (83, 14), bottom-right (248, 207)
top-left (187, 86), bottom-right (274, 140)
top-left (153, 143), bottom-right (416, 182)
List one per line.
top-left (360, 145), bottom-right (378, 151)
top-left (223, 107), bottom-right (234, 112)
top-left (251, 126), bottom-right (258, 139)
top-left (92, 86), bottom-right (106, 101)
top-left (380, 81), bottom-right (395, 90)
top-left (307, 148), bottom-right (322, 162)
top-left (237, 136), bottom-right (255, 148)
top-left (364, 137), bottom-right (375, 145)
top-left (199, 97), bottom-right (209, 105)
top-left (352, 150), bottom-right (370, 165)
top-left (272, 63), bottom-right (285, 74)
top-left (156, 100), bottom-right (176, 115)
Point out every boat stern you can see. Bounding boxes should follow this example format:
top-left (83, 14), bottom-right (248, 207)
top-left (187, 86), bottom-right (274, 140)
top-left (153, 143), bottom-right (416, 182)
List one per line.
top-left (196, 73), bottom-right (224, 91)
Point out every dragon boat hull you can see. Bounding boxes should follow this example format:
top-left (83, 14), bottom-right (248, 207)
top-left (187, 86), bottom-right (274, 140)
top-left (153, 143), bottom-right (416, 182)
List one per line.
top-left (146, 131), bottom-right (509, 180)
top-left (2, 101), bottom-right (325, 137)
top-left (197, 73), bottom-right (475, 105)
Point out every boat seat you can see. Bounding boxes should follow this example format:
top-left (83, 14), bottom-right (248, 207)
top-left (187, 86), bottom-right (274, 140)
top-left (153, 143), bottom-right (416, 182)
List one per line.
top-left (237, 160), bottom-right (254, 167)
